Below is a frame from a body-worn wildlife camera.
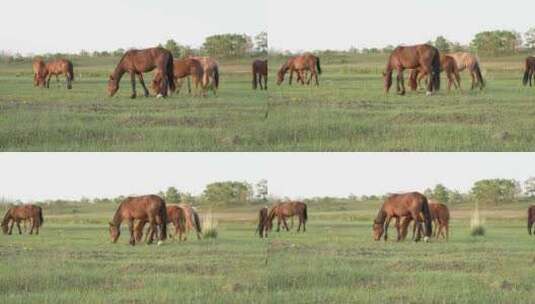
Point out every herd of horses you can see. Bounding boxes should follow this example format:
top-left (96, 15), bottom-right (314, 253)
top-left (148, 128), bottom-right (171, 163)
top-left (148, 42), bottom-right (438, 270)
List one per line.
top-left (2, 194), bottom-right (534, 244)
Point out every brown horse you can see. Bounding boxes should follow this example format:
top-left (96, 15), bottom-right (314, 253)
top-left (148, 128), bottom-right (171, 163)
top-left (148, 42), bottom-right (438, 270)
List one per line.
top-left (134, 205), bottom-right (186, 242)
top-left (528, 205), bottom-right (535, 236)
top-left (44, 59), bottom-right (74, 89)
top-left (383, 44), bottom-right (441, 96)
top-left (2, 205), bottom-right (43, 235)
top-left (409, 55), bottom-right (461, 92)
top-left (277, 53), bottom-right (321, 86)
top-left (108, 47), bottom-right (175, 99)
top-left (108, 195), bottom-right (167, 246)
top-left (178, 203), bottom-right (202, 240)
top-left (448, 52), bottom-right (485, 90)
top-left (372, 192), bottom-right (432, 242)
top-left (190, 56), bottom-right (220, 95)
top-left (152, 58), bottom-right (203, 95)
top-left (32, 58), bottom-right (47, 87)
top-left (400, 201), bottom-right (450, 241)
top-left (522, 57), bottom-right (535, 87)
top-left (252, 59), bottom-right (268, 90)
top-left (266, 201), bottom-right (308, 232)
top-left (256, 207), bottom-right (269, 238)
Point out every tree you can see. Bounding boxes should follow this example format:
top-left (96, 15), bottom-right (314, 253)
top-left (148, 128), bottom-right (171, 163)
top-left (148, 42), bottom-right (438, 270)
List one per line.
top-left (448, 190), bottom-right (466, 204)
top-left (470, 30), bottom-right (522, 55)
top-left (254, 32), bottom-right (268, 54)
top-left (524, 177), bottom-right (535, 197)
top-left (255, 179), bottom-right (268, 202)
top-left (112, 48), bottom-right (125, 57)
top-left (164, 39), bottom-right (181, 58)
top-left (164, 186), bottom-right (181, 203)
top-left (432, 184), bottom-right (449, 203)
top-left (525, 28), bottom-right (535, 49)
top-left (382, 45), bottom-right (394, 53)
top-left (471, 179), bottom-right (519, 206)
top-left (424, 188), bottom-right (433, 198)
top-left (203, 181), bottom-right (252, 205)
top-left (202, 34), bottom-right (253, 58)
top-left (434, 36), bottom-right (451, 52)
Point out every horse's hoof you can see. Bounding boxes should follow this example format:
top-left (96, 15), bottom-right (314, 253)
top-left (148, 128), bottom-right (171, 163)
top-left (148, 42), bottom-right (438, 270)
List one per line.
top-left (130, 95), bottom-right (137, 99)
top-left (156, 94), bottom-right (163, 99)
top-left (426, 91), bottom-right (433, 96)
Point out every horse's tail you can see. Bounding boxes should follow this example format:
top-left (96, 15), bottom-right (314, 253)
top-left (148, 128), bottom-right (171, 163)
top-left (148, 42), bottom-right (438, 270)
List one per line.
top-left (528, 209), bottom-right (533, 235)
top-left (523, 68), bottom-right (530, 86)
top-left (160, 204), bottom-right (168, 241)
top-left (421, 196), bottom-right (433, 238)
top-left (303, 204), bottom-right (308, 223)
top-left (193, 209), bottom-right (202, 234)
top-left (38, 207), bottom-right (44, 227)
top-left (256, 208), bottom-right (266, 236)
top-left (316, 57), bottom-right (322, 75)
top-left (213, 66), bottom-right (220, 89)
top-left (67, 61), bottom-right (74, 81)
top-left (431, 51), bottom-right (441, 91)
top-left (252, 64), bottom-right (257, 89)
top-left (167, 54), bottom-right (176, 93)
top-left (474, 60), bottom-right (485, 89)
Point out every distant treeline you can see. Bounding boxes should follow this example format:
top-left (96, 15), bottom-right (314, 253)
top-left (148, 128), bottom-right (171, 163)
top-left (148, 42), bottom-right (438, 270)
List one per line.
top-left (2, 177), bottom-right (535, 208)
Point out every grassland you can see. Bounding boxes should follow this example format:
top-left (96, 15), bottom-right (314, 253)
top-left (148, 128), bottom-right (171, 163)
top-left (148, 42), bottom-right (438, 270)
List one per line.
top-left (1, 201), bottom-right (534, 303)
top-left (2, 53), bottom-right (535, 151)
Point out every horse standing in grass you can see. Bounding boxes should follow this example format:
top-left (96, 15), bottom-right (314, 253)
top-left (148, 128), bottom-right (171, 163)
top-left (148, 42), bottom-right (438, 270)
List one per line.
top-left (32, 58), bottom-right (47, 87)
top-left (178, 203), bottom-right (202, 240)
top-left (409, 55), bottom-right (461, 92)
top-left (266, 201), bottom-right (308, 233)
top-left (528, 205), bottom-right (535, 236)
top-left (383, 44), bottom-right (441, 96)
top-left (108, 195), bottom-right (167, 246)
top-left (252, 60), bottom-right (268, 90)
top-left (522, 57), bottom-right (535, 87)
top-left (108, 47), bottom-right (175, 99)
top-left (190, 56), bottom-right (220, 96)
top-left (277, 53), bottom-right (321, 86)
top-left (448, 52), bottom-right (485, 90)
top-left (1, 205), bottom-right (43, 235)
top-left (134, 205), bottom-right (186, 242)
top-left (152, 58), bottom-right (203, 95)
top-left (44, 59), bottom-right (74, 89)
top-left (372, 192), bottom-right (432, 242)
top-left (256, 207), bottom-right (269, 238)
top-left (400, 201), bottom-right (450, 241)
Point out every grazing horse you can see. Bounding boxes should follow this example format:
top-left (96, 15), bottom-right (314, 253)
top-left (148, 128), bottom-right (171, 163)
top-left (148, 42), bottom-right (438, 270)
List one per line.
top-left (1, 205), bottom-right (43, 235)
top-left (277, 53), bottom-right (321, 86)
top-left (134, 205), bottom-right (186, 242)
top-left (256, 207), bottom-right (269, 238)
top-left (383, 44), bottom-right (441, 96)
top-left (45, 59), bottom-right (74, 89)
top-left (32, 58), bottom-right (47, 87)
top-left (448, 52), bottom-right (485, 90)
top-left (190, 56), bottom-right (220, 95)
top-left (108, 47), bottom-right (175, 99)
top-left (409, 55), bottom-right (461, 92)
top-left (400, 201), bottom-right (450, 241)
top-left (152, 58), bottom-right (204, 95)
top-left (522, 57), bottom-right (535, 87)
top-left (178, 203), bottom-right (202, 240)
top-left (266, 201), bottom-right (308, 233)
top-left (528, 205), bottom-right (535, 236)
top-left (372, 192), bottom-right (432, 242)
top-left (108, 195), bottom-right (167, 246)
top-left (252, 59), bottom-right (268, 90)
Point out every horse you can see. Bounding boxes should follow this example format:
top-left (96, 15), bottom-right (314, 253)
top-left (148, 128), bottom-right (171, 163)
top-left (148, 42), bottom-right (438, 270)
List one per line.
top-left (383, 44), bottom-right (441, 96)
top-left (32, 58), bottom-right (47, 87)
top-left (528, 205), bottom-right (535, 236)
top-left (256, 207), bottom-right (269, 238)
top-left (108, 47), bottom-right (175, 99)
top-left (134, 205), bottom-right (186, 242)
top-left (252, 59), bottom-right (268, 90)
top-left (266, 201), bottom-right (308, 233)
top-left (372, 192), bottom-right (432, 242)
top-left (151, 58), bottom-right (203, 96)
top-left (409, 55), bottom-right (461, 92)
top-left (44, 59), bottom-right (74, 89)
top-left (178, 203), bottom-right (202, 240)
top-left (277, 53), bottom-right (321, 86)
top-left (522, 57), bottom-right (535, 87)
top-left (108, 195), bottom-right (167, 246)
top-left (1, 205), bottom-right (43, 235)
top-left (448, 52), bottom-right (485, 90)
top-left (190, 56), bottom-right (219, 95)
top-left (400, 201), bottom-right (450, 241)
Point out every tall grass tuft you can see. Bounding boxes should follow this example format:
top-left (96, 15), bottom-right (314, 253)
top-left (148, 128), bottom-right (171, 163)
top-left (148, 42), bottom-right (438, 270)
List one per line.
top-left (470, 202), bottom-right (486, 236)
top-left (202, 211), bottom-right (218, 239)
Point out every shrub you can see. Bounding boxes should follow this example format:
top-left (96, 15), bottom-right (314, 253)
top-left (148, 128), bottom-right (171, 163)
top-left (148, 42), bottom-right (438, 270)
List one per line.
top-left (202, 211), bottom-right (218, 239)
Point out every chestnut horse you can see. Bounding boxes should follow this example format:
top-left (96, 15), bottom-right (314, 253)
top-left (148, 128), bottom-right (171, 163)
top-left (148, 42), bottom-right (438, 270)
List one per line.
top-left (252, 60), bottom-right (268, 90)
top-left (178, 203), bottom-right (202, 240)
top-left (400, 201), bottom-right (450, 241)
top-left (190, 56), bottom-right (220, 95)
top-left (152, 58), bottom-right (203, 95)
top-left (372, 192), bottom-right (432, 242)
top-left (266, 201), bottom-right (308, 232)
top-left (383, 44), bottom-right (441, 96)
top-left (44, 59), bottom-right (74, 89)
top-left (528, 205), bottom-right (535, 236)
top-left (2, 205), bottom-right (43, 235)
top-left (108, 47), bottom-right (175, 99)
top-left (134, 205), bottom-right (186, 242)
top-left (108, 195), bottom-right (167, 246)
top-left (277, 53), bottom-right (321, 86)
top-left (409, 55), bottom-right (461, 92)
top-left (522, 57), bottom-right (535, 87)
top-left (32, 58), bottom-right (47, 87)
top-left (448, 52), bottom-right (485, 90)
top-left (256, 207), bottom-right (269, 238)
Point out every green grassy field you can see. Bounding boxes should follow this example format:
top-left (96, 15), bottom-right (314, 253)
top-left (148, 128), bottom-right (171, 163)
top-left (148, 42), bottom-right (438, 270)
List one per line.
top-left (2, 53), bottom-right (535, 151)
top-left (1, 202), bottom-right (533, 303)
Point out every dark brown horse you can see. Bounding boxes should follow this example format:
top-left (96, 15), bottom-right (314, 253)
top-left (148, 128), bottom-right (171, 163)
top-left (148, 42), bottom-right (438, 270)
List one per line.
top-left (134, 205), bottom-right (186, 242)
top-left (32, 58), bottom-right (47, 87)
top-left (383, 44), bottom-right (441, 95)
top-left (44, 59), bottom-right (74, 89)
top-left (252, 60), bottom-right (268, 90)
top-left (523, 57), bottom-right (535, 87)
top-left (400, 201), bottom-right (450, 241)
top-left (256, 207), bottom-right (269, 238)
top-left (409, 55), bottom-right (461, 92)
top-left (277, 53), bottom-right (321, 86)
top-left (109, 195), bottom-right (167, 246)
top-left (152, 58), bottom-right (203, 95)
top-left (528, 205), bottom-right (535, 236)
top-left (373, 192), bottom-right (432, 242)
top-left (108, 47), bottom-right (175, 99)
top-left (266, 201), bottom-right (308, 232)
top-left (2, 205), bottom-right (43, 235)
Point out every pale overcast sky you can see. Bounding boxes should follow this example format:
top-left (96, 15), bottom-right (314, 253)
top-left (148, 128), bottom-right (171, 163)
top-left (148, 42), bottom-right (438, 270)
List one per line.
top-left (268, 0), bottom-right (535, 51)
top-left (0, 0), bottom-right (267, 54)
top-left (0, 153), bottom-right (533, 202)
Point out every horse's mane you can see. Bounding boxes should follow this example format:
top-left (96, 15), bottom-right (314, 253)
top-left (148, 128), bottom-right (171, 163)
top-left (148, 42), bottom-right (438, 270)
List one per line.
top-left (111, 201), bottom-right (124, 225)
top-left (1, 208), bottom-right (12, 227)
top-left (373, 206), bottom-right (387, 225)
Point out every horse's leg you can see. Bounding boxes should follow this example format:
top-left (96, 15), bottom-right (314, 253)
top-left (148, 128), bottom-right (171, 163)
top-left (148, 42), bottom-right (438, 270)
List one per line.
top-left (383, 216), bottom-right (392, 241)
top-left (29, 218), bottom-right (34, 235)
top-left (398, 69), bottom-right (406, 96)
top-left (259, 75), bottom-right (264, 90)
top-left (264, 74), bottom-right (268, 90)
top-left (127, 219), bottom-right (135, 246)
top-left (470, 69), bottom-right (476, 90)
top-left (46, 74), bottom-right (52, 88)
top-left (314, 70), bottom-right (319, 86)
top-left (289, 70), bottom-right (294, 85)
top-left (276, 216), bottom-right (281, 232)
top-left (8, 220), bottom-right (14, 235)
top-left (16, 220), bottom-right (22, 235)
top-left (282, 216), bottom-right (290, 231)
top-left (137, 73), bottom-right (149, 97)
top-left (395, 217), bottom-right (402, 241)
top-left (411, 212), bottom-right (422, 241)
top-left (130, 72), bottom-right (137, 99)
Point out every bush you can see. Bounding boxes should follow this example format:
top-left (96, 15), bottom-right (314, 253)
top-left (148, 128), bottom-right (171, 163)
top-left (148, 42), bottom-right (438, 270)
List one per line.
top-left (470, 205), bottom-right (486, 236)
top-left (202, 211), bottom-right (218, 239)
